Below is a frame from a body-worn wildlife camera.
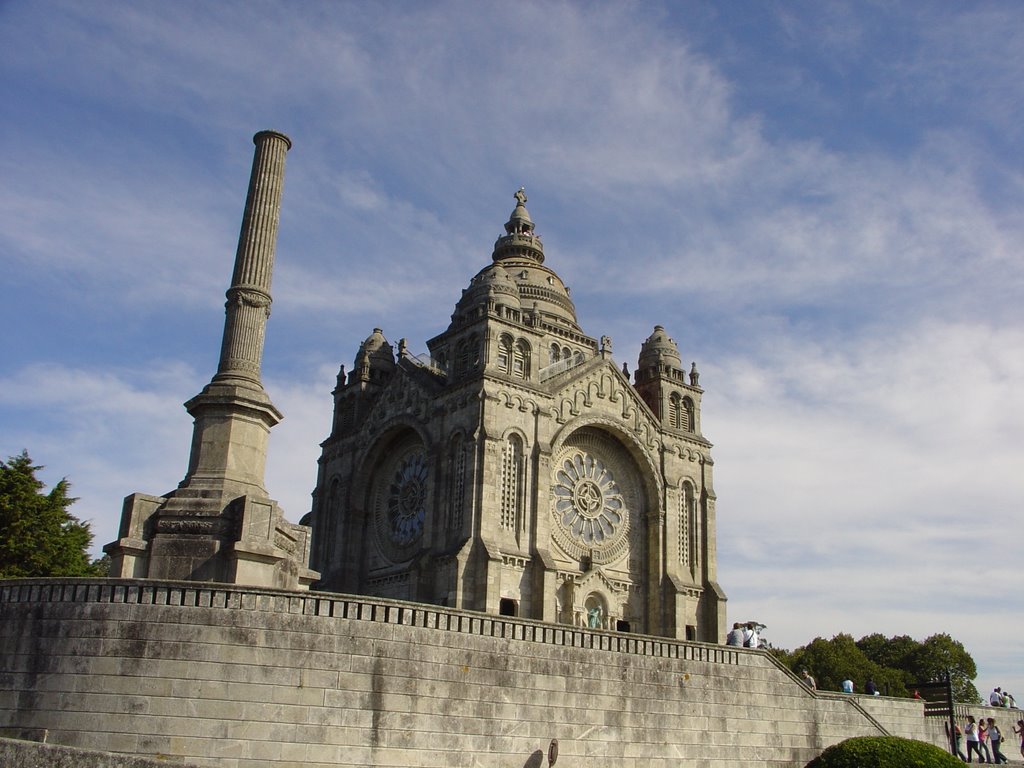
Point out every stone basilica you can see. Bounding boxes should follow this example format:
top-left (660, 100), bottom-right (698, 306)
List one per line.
top-left (307, 190), bottom-right (726, 642)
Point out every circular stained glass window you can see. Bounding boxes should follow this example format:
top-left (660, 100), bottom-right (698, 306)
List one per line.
top-left (372, 440), bottom-right (429, 561)
top-left (549, 429), bottom-right (638, 564)
top-left (387, 452), bottom-right (427, 546)
top-left (553, 452), bottom-right (624, 545)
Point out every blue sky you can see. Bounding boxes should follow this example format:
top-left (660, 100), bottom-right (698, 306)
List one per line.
top-left (2, 1), bottom-right (1022, 702)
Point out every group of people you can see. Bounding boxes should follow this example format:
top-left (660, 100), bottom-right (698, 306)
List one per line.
top-left (725, 621), bottom-right (760, 648)
top-left (990, 687), bottom-right (1017, 709)
top-left (954, 715), bottom-right (1022, 763)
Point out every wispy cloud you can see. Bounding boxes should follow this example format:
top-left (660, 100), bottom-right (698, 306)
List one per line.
top-left (713, 318), bottom-right (1024, 646)
top-left (0, 362), bottom-right (199, 536)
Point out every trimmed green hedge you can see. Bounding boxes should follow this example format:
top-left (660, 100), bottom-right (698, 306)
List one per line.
top-left (806, 736), bottom-right (962, 768)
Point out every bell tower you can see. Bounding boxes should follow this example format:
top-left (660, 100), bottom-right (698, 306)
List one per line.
top-left (633, 325), bottom-right (703, 435)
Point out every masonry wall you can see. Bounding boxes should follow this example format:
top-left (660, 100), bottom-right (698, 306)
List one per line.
top-left (0, 579), bottom-right (975, 768)
top-left (0, 736), bottom-right (202, 768)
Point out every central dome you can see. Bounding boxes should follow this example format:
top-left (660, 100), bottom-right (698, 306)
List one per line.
top-left (490, 189), bottom-right (581, 331)
top-left (457, 263), bottom-right (521, 313)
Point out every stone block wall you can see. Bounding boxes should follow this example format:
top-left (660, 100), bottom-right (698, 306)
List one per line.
top-left (0, 736), bottom-right (202, 768)
top-left (0, 579), bottom-right (988, 767)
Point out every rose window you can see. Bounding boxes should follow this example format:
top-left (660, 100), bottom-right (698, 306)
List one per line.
top-left (553, 451), bottom-right (625, 545)
top-left (386, 452), bottom-right (427, 546)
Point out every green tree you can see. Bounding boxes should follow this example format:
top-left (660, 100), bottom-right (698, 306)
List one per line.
top-left (908, 633), bottom-right (979, 704)
top-left (781, 631), bottom-right (978, 701)
top-left (856, 632), bottom-right (919, 693)
top-left (790, 634), bottom-right (874, 693)
top-left (786, 634), bottom-right (908, 696)
top-left (0, 451), bottom-right (107, 578)
top-left (856, 632), bottom-right (918, 672)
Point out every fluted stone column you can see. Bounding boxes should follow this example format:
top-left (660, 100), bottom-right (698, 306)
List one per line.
top-left (181, 130), bottom-right (290, 497)
top-left (105, 130), bottom-right (317, 590)
top-left (215, 130), bottom-right (290, 386)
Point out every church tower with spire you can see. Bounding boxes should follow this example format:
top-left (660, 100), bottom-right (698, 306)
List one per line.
top-left (309, 191), bottom-right (725, 641)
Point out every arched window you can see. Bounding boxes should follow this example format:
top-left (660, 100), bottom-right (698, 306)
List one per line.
top-left (446, 434), bottom-right (466, 532)
top-left (513, 340), bottom-right (530, 379)
top-left (468, 333), bottom-right (481, 370)
top-left (336, 396), bottom-right (355, 434)
top-left (455, 340), bottom-right (469, 378)
top-left (322, 477), bottom-right (342, 567)
top-left (497, 334), bottom-right (514, 374)
top-left (500, 434), bottom-right (524, 532)
top-left (682, 396), bottom-right (695, 432)
top-left (678, 482), bottom-right (693, 567)
top-left (669, 392), bottom-right (682, 429)
top-left (549, 344), bottom-right (561, 365)
top-left (455, 335), bottom-right (481, 379)
top-left (562, 346), bottom-right (572, 362)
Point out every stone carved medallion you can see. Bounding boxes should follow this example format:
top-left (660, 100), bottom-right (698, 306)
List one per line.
top-left (372, 441), bottom-right (428, 561)
top-left (550, 428), bottom-right (638, 564)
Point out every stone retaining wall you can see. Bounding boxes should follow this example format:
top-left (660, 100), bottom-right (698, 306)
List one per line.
top-left (0, 736), bottom-right (202, 767)
top-left (0, 579), bottom-right (994, 767)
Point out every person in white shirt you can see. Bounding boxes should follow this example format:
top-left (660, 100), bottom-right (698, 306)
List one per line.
top-left (965, 716), bottom-right (984, 763)
top-left (743, 622), bottom-right (759, 648)
top-left (991, 687), bottom-right (1005, 707)
top-left (988, 718), bottom-right (1009, 764)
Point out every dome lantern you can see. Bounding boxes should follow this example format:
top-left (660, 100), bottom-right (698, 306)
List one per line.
top-left (492, 187), bottom-right (545, 264)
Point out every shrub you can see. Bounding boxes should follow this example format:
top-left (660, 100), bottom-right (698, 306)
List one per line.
top-left (806, 736), bottom-right (962, 768)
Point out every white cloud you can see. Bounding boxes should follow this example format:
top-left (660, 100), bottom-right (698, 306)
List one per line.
top-left (263, 366), bottom-right (340, 521)
top-left (711, 318), bottom-right (1024, 697)
top-left (0, 360), bottom-right (335, 549)
top-left (0, 147), bottom-right (235, 309)
top-left (0, 362), bottom-right (201, 547)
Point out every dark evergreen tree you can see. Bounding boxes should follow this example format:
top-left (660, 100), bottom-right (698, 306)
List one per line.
top-left (0, 451), bottom-right (107, 578)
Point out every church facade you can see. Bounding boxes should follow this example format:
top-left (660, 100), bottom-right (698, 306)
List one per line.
top-left (307, 191), bottom-right (726, 641)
